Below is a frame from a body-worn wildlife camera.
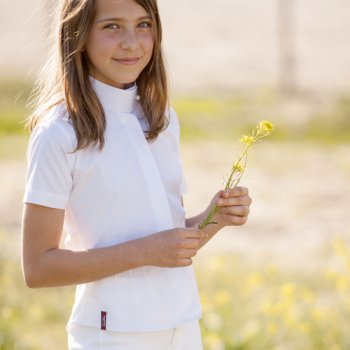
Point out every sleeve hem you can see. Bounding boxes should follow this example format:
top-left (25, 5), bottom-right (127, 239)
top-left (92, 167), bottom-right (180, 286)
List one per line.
top-left (23, 189), bottom-right (68, 209)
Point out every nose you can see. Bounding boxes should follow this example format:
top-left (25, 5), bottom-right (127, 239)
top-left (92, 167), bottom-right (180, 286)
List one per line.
top-left (120, 29), bottom-right (139, 51)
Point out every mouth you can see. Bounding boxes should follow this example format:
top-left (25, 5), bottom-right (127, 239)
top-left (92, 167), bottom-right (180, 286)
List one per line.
top-left (113, 57), bottom-right (141, 66)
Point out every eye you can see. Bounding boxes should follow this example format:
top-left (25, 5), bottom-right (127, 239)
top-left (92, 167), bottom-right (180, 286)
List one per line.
top-left (104, 23), bottom-right (120, 30)
top-left (138, 21), bottom-right (152, 29)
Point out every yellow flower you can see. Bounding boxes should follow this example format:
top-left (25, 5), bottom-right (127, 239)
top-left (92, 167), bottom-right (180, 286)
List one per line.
top-left (332, 237), bottom-right (348, 257)
top-left (246, 272), bottom-right (263, 292)
top-left (258, 120), bottom-right (274, 133)
top-left (199, 119), bottom-right (274, 229)
top-left (214, 290), bottom-right (231, 306)
top-left (281, 282), bottom-right (296, 298)
top-left (233, 162), bottom-right (244, 172)
top-left (336, 275), bottom-right (349, 292)
top-left (239, 135), bottom-right (255, 144)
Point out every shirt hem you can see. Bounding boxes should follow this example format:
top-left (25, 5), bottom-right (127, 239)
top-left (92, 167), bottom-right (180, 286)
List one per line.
top-left (66, 313), bottom-right (202, 333)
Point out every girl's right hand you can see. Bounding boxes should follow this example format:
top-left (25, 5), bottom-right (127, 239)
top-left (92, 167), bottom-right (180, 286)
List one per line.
top-left (142, 228), bottom-right (206, 268)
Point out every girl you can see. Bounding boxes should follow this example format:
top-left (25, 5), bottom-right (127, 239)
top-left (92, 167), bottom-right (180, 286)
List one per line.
top-left (21, 0), bottom-right (252, 349)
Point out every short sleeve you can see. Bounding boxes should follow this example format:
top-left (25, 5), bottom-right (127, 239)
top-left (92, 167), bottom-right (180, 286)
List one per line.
top-left (23, 120), bottom-right (74, 209)
top-left (169, 108), bottom-right (188, 195)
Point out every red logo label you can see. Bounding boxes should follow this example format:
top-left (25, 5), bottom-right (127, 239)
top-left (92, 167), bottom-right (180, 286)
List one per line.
top-left (101, 311), bottom-right (107, 330)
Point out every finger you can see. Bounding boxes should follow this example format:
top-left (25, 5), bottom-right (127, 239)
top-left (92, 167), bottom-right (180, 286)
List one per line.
top-left (220, 213), bottom-right (248, 226)
top-left (217, 195), bottom-right (252, 207)
top-left (184, 228), bottom-right (206, 240)
top-left (180, 248), bottom-right (197, 258)
top-left (219, 205), bottom-right (250, 217)
top-left (221, 187), bottom-right (249, 198)
top-left (178, 258), bottom-right (193, 267)
top-left (178, 238), bottom-right (203, 249)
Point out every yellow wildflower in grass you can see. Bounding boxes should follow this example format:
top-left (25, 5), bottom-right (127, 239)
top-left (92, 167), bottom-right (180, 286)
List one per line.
top-left (199, 120), bottom-right (274, 229)
top-left (204, 332), bottom-right (225, 350)
top-left (325, 268), bottom-right (338, 281)
top-left (214, 289), bottom-right (232, 306)
top-left (200, 293), bottom-right (212, 314)
top-left (332, 237), bottom-right (348, 257)
top-left (246, 272), bottom-right (263, 293)
top-left (281, 282), bottom-right (296, 299)
top-left (336, 275), bottom-right (349, 292)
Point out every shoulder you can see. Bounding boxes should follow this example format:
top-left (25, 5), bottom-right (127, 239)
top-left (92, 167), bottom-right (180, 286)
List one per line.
top-left (166, 107), bottom-right (181, 136)
top-left (30, 104), bottom-right (77, 153)
top-left (155, 107), bottom-right (181, 148)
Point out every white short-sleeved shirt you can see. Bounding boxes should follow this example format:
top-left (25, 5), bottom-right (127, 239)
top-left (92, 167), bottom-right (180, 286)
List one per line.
top-left (24, 78), bottom-right (201, 332)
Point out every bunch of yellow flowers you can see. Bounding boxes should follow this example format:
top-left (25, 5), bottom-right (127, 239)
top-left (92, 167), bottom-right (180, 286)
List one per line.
top-left (199, 120), bottom-right (274, 229)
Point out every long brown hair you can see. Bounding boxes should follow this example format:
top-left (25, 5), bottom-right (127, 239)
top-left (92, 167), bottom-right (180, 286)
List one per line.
top-left (27, 0), bottom-right (168, 150)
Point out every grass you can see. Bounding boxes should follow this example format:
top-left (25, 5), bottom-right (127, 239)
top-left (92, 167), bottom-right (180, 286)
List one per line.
top-left (171, 92), bottom-right (350, 143)
top-left (0, 79), bottom-right (31, 135)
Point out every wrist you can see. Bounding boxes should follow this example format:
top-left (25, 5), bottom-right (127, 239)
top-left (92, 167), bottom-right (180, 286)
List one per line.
top-left (120, 236), bottom-right (151, 268)
top-left (204, 222), bottom-right (224, 236)
top-left (132, 234), bottom-right (158, 267)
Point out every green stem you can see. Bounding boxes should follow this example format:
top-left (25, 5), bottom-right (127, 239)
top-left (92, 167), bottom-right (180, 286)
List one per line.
top-left (198, 130), bottom-right (267, 230)
top-left (198, 205), bottom-right (219, 230)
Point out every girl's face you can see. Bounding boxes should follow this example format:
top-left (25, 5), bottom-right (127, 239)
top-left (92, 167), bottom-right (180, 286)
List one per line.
top-left (85, 0), bottom-right (154, 89)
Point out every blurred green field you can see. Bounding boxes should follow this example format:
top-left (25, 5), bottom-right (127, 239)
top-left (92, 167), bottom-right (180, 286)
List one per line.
top-left (0, 79), bottom-right (350, 144)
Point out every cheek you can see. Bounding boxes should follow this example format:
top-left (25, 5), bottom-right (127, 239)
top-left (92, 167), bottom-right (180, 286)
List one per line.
top-left (141, 34), bottom-right (154, 58)
top-left (85, 35), bottom-right (113, 61)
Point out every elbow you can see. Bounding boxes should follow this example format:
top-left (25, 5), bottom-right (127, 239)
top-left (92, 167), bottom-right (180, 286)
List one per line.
top-left (23, 265), bottom-right (46, 289)
top-left (23, 271), bottom-right (39, 289)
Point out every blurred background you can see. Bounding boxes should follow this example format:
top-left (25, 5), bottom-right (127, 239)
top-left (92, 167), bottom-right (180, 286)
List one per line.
top-left (0, 0), bottom-right (350, 349)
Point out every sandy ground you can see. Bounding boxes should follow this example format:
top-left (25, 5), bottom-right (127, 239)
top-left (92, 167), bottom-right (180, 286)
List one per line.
top-left (2, 141), bottom-right (350, 271)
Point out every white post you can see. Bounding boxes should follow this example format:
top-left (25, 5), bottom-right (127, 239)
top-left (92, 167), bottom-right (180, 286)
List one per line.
top-left (278, 0), bottom-right (297, 94)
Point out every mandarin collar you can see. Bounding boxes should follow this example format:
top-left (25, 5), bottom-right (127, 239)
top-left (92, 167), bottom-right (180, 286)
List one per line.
top-left (90, 77), bottom-right (138, 113)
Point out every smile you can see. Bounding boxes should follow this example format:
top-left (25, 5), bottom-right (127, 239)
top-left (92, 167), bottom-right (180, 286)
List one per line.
top-left (113, 57), bottom-right (141, 66)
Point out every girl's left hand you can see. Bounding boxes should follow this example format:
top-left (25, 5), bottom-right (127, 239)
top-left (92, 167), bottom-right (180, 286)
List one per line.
top-left (209, 186), bottom-right (252, 227)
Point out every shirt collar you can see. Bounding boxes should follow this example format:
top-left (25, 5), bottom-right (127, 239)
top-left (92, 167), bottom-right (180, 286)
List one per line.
top-left (90, 77), bottom-right (138, 113)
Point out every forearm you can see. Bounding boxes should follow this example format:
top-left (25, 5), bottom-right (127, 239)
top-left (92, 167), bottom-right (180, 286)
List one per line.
top-left (22, 204), bottom-right (207, 289)
top-left (24, 238), bottom-right (148, 288)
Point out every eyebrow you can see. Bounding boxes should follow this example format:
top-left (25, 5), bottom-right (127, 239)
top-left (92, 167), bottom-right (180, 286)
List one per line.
top-left (96, 16), bottom-right (152, 23)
